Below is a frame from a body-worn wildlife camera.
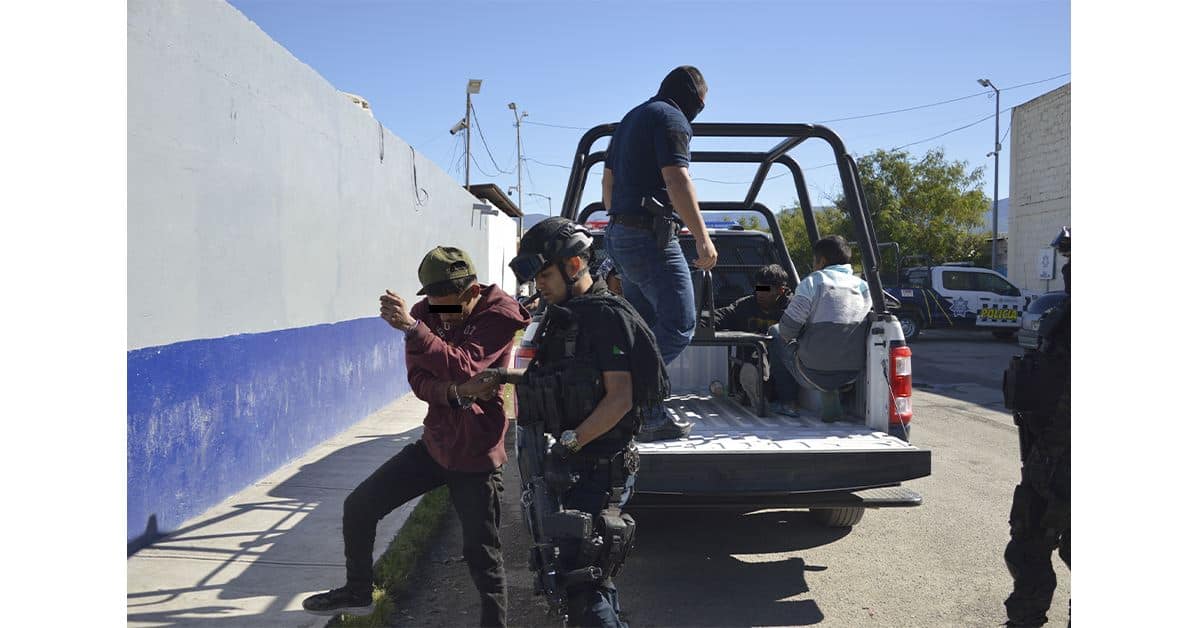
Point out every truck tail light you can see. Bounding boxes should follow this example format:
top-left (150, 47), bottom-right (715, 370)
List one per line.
top-left (514, 345), bottom-right (536, 369)
top-left (889, 345), bottom-right (913, 425)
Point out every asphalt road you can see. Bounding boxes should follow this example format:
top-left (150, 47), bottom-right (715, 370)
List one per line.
top-left (394, 329), bottom-right (1070, 627)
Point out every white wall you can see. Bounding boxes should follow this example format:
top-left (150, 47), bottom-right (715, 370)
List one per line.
top-left (128, 0), bottom-right (513, 350)
top-left (1007, 84), bottom-right (1071, 292)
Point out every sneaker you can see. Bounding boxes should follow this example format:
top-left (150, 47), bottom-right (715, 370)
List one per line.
top-left (739, 363), bottom-right (763, 412)
top-left (302, 586), bottom-right (375, 616)
top-left (635, 404), bottom-right (693, 442)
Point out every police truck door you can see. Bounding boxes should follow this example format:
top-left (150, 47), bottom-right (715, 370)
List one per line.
top-left (933, 267), bottom-right (1024, 329)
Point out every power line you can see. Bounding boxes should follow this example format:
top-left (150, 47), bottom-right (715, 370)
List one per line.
top-left (815, 92), bottom-right (988, 124)
top-left (521, 157), bottom-right (537, 190)
top-left (813, 72), bottom-right (1068, 124)
top-left (522, 72), bottom-right (1071, 133)
top-left (889, 108), bottom-right (1013, 152)
top-left (470, 152), bottom-right (499, 178)
top-left (470, 105), bottom-right (515, 174)
top-left (526, 157), bottom-right (572, 169)
top-left (525, 120), bottom-right (590, 130)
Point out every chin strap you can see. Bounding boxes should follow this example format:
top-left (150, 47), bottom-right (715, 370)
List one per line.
top-left (556, 260), bottom-right (588, 303)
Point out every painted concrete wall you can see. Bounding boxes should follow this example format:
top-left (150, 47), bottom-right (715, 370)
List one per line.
top-left (1007, 84), bottom-right (1071, 292)
top-left (128, 0), bottom-right (517, 546)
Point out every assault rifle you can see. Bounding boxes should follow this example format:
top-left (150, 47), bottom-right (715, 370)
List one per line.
top-left (486, 367), bottom-right (604, 617)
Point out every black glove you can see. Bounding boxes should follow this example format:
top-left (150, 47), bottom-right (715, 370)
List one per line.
top-left (549, 441), bottom-right (573, 461)
top-left (544, 453), bottom-right (577, 494)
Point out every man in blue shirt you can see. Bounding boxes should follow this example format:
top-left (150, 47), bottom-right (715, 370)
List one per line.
top-left (602, 65), bottom-right (717, 442)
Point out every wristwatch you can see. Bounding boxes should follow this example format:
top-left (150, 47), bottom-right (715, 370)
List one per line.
top-left (559, 430), bottom-right (581, 454)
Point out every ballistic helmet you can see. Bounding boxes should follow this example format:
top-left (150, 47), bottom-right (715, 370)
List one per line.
top-left (509, 217), bottom-right (594, 284)
top-left (1052, 226), bottom-right (1070, 256)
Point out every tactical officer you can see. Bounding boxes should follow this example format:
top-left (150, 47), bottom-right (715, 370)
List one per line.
top-left (602, 65), bottom-right (715, 442)
top-left (1001, 227), bottom-right (1071, 627)
top-left (485, 217), bottom-right (669, 627)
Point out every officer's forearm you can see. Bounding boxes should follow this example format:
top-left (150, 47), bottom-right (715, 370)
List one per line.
top-left (496, 367), bottom-right (525, 385)
top-left (574, 391), bottom-right (633, 447)
top-left (664, 170), bottom-right (710, 244)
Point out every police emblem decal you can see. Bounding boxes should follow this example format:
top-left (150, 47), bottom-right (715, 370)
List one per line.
top-left (950, 297), bottom-right (969, 319)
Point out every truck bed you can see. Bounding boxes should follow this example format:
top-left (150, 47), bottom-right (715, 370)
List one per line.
top-left (644, 393), bottom-right (913, 453)
top-left (632, 393), bottom-right (931, 500)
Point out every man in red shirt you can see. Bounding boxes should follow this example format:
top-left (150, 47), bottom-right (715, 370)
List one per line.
top-left (303, 246), bottom-right (529, 626)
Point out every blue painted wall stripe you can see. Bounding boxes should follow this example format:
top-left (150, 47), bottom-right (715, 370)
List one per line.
top-left (127, 317), bottom-right (410, 544)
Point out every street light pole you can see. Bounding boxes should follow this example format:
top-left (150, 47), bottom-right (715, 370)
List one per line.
top-left (978, 78), bottom-right (1001, 271)
top-left (465, 79), bottom-right (482, 187)
top-left (529, 192), bottom-right (552, 215)
top-left (507, 102), bottom-right (527, 236)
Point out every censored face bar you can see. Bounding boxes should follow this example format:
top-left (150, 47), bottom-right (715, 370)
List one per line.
top-left (428, 304), bottom-right (464, 314)
top-left (755, 285), bottom-right (773, 292)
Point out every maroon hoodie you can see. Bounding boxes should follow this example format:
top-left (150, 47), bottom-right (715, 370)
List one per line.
top-left (405, 284), bottom-right (530, 472)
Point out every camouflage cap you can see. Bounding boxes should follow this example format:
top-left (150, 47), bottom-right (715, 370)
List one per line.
top-left (416, 246), bottom-right (476, 295)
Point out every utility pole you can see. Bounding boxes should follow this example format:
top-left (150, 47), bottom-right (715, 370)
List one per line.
top-left (978, 78), bottom-right (1001, 271)
top-left (465, 79), bottom-right (482, 187)
top-left (507, 102), bottom-right (528, 236)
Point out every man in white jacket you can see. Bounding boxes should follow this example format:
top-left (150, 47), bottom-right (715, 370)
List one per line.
top-left (767, 235), bottom-right (872, 421)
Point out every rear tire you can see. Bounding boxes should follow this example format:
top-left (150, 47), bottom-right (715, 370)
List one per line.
top-left (811, 507), bottom-right (865, 528)
top-left (897, 313), bottom-right (921, 340)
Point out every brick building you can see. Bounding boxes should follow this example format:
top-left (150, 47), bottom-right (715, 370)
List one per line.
top-left (1007, 83), bottom-right (1071, 292)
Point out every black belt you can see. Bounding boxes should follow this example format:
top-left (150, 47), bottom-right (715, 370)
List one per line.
top-left (608, 212), bottom-right (657, 231)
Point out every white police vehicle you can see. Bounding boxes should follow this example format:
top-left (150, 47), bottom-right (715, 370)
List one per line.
top-left (885, 264), bottom-right (1040, 340)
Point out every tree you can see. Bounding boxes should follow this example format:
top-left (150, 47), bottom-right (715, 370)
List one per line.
top-left (776, 147), bottom-right (992, 273)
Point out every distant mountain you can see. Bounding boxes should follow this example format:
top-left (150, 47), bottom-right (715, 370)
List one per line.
top-left (972, 198), bottom-right (1009, 235)
top-left (518, 213), bottom-right (550, 228)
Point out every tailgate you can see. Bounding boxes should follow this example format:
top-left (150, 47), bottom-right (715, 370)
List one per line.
top-left (634, 394), bottom-right (931, 495)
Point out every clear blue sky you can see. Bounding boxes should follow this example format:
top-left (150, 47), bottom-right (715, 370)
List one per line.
top-left (228, 0), bottom-right (1069, 220)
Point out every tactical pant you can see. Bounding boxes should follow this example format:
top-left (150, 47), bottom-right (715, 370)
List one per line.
top-left (342, 440), bottom-right (507, 627)
top-left (1004, 454), bottom-right (1070, 627)
top-left (559, 462), bottom-right (638, 628)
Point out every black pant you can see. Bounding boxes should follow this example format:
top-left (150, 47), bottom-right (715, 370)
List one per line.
top-left (1004, 452), bottom-right (1070, 626)
top-left (342, 440), bottom-right (506, 627)
top-left (559, 463), bottom-right (634, 628)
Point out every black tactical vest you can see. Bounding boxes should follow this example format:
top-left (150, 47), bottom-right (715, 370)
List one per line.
top-left (517, 287), bottom-right (668, 444)
top-left (1003, 297), bottom-right (1070, 448)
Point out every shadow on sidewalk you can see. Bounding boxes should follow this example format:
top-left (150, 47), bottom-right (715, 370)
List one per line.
top-left (127, 424), bottom-right (424, 626)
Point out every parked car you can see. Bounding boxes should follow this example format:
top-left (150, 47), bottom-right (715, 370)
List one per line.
top-left (883, 264), bottom-right (1040, 341)
top-left (1017, 291), bottom-right (1069, 350)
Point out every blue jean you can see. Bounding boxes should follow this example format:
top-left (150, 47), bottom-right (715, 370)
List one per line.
top-left (603, 223), bottom-right (696, 366)
top-left (765, 326), bottom-right (801, 403)
top-left (767, 324), bottom-right (857, 414)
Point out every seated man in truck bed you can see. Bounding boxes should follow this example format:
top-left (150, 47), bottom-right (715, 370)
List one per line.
top-left (712, 264), bottom-right (800, 415)
top-left (768, 235), bottom-right (872, 421)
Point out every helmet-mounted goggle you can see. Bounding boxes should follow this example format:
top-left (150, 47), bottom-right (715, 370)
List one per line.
top-left (508, 222), bottom-right (594, 283)
top-left (509, 252), bottom-right (551, 284)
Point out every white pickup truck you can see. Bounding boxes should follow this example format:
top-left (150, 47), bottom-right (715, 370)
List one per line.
top-left (517, 122), bottom-right (931, 528)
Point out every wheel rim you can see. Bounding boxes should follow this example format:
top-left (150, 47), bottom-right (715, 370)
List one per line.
top-left (899, 316), bottom-right (918, 338)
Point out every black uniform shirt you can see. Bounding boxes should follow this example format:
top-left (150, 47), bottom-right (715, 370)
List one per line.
top-left (605, 98), bottom-right (693, 216)
top-left (559, 281), bottom-right (637, 457)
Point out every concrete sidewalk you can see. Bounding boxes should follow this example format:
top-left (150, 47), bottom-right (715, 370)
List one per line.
top-left (128, 393), bottom-right (429, 627)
